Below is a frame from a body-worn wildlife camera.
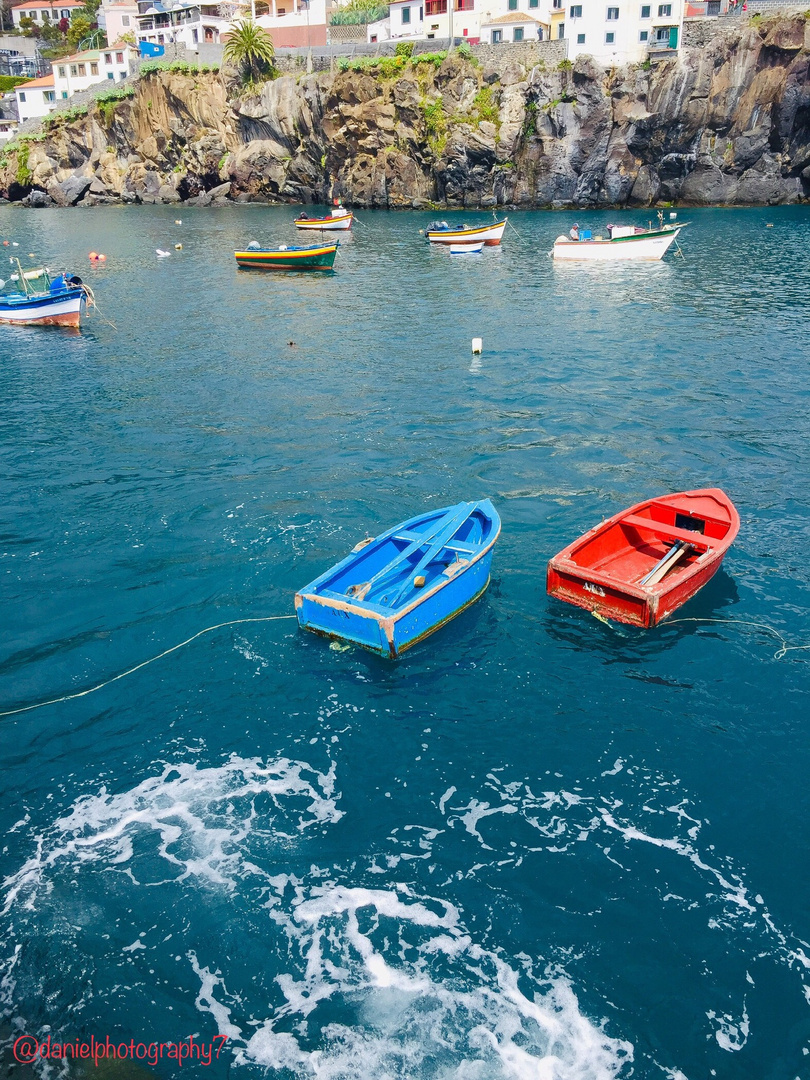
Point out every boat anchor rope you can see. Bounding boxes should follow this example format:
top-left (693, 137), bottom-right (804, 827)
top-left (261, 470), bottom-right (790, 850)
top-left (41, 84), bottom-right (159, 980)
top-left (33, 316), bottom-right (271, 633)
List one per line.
top-left (0, 614), bottom-right (297, 720)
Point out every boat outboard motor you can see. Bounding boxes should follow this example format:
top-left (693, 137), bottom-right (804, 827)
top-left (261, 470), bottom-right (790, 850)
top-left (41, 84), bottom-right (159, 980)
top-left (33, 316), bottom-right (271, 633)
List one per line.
top-left (247, 241), bottom-right (260, 250)
top-left (66, 274), bottom-right (83, 286)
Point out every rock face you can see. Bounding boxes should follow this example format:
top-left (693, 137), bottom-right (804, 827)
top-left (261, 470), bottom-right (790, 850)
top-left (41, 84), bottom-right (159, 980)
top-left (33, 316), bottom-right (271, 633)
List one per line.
top-left (2, 15), bottom-right (810, 208)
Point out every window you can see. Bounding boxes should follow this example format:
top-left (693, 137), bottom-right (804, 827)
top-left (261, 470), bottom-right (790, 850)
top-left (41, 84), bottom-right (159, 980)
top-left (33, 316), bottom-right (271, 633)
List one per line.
top-left (640, 3), bottom-right (650, 14)
top-left (606, 6), bottom-right (618, 17)
top-left (557, 20), bottom-right (565, 36)
top-left (657, 3), bottom-right (671, 13)
top-left (104, 53), bottom-right (111, 63)
top-left (70, 64), bottom-right (78, 75)
top-left (508, 0), bottom-right (518, 8)
top-left (58, 65), bottom-right (66, 76)
top-left (570, 4), bottom-right (582, 16)
top-left (492, 28), bottom-right (502, 41)
top-left (61, 90), bottom-right (68, 98)
top-left (107, 71), bottom-right (114, 78)
top-left (576, 31), bottom-right (585, 41)
top-left (44, 90), bottom-right (54, 100)
top-left (192, 27), bottom-right (198, 41)
top-left (29, 10), bottom-right (37, 19)
top-left (605, 30), bottom-right (614, 41)
top-left (639, 28), bottom-right (648, 39)
top-left (90, 62), bottom-right (98, 74)
top-left (654, 24), bottom-right (669, 39)
top-left (61, 8), bottom-right (69, 16)
top-left (78, 63), bottom-right (86, 76)
top-left (402, 4), bottom-right (411, 20)
top-left (530, 0), bottom-right (539, 6)
top-left (553, 0), bottom-right (562, 7)
top-left (370, 32), bottom-right (377, 40)
top-left (122, 13), bottom-right (130, 24)
top-left (513, 26), bottom-right (523, 39)
top-left (42, 9), bottom-right (49, 20)
top-left (18, 91), bottom-right (25, 101)
top-left (116, 51), bottom-right (124, 62)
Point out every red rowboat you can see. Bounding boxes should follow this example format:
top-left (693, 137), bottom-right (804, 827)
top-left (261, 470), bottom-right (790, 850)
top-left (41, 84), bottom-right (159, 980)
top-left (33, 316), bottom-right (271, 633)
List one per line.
top-left (546, 488), bottom-right (740, 627)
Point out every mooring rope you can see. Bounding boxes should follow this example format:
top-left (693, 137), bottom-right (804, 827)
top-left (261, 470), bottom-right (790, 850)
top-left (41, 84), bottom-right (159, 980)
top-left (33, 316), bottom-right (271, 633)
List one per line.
top-left (0, 614), bottom-right (297, 720)
top-left (592, 611), bottom-right (810, 660)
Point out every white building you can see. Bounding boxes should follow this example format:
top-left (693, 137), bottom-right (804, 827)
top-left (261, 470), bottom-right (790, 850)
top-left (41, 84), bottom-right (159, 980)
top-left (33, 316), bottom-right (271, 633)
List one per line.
top-left (254, 0), bottom-right (329, 48)
top-left (136, 0), bottom-right (235, 49)
top-left (563, 0), bottom-right (684, 63)
top-left (0, 117), bottom-right (19, 141)
top-left (10, 0), bottom-right (84, 28)
top-left (387, 1), bottom-right (425, 40)
top-left (52, 44), bottom-right (136, 99)
top-left (99, 0), bottom-right (140, 43)
top-left (480, 9), bottom-right (549, 41)
top-left (14, 72), bottom-right (56, 121)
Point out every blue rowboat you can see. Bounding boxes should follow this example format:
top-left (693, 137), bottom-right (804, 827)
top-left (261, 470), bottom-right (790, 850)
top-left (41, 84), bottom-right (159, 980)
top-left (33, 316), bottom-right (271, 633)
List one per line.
top-left (295, 499), bottom-right (501, 657)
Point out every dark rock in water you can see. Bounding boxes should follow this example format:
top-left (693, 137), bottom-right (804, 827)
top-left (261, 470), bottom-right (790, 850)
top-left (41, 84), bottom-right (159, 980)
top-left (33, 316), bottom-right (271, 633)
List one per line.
top-left (28, 189), bottom-right (53, 208)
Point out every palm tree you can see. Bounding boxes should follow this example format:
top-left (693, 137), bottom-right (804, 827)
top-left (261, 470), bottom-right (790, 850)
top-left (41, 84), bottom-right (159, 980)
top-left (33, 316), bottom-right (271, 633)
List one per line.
top-left (223, 19), bottom-right (275, 85)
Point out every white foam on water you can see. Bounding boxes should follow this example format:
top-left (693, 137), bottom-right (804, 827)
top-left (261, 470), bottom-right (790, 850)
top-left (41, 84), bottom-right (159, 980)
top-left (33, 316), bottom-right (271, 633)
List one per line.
top-left (2, 755), bottom-right (343, 915)
top-left (706, 1002), bottom-right (749, 1052)
top-left (239, 885), bottom-right (632, 1080)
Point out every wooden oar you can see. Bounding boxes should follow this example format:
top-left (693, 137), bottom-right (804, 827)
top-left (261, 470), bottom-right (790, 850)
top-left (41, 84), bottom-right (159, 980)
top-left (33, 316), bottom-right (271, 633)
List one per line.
top-left (385, 504), bottom-right (475, 608)
top-left (639, 540), bottom-right (691, 587)
top-left (346, 503), bottom-right (470, 601)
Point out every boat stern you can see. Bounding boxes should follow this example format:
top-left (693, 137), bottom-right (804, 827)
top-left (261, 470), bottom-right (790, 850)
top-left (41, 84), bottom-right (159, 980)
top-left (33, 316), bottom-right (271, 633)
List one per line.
top-left (295, 591), bottom-right (393, 655)
top-left (546, 559), bottom-right (654, 627)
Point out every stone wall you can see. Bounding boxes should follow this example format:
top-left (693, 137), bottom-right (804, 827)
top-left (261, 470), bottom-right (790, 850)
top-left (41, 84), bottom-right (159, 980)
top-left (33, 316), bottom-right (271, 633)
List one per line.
top-left (471, 39), bottom-right (567, 66)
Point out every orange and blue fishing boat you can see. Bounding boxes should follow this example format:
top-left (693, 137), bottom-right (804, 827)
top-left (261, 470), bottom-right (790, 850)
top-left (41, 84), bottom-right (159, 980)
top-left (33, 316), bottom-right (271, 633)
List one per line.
top-left (234, 241), bottom-right (339, 271)
top-left (547, 488), bottom-right (739, 627)
top-left (296, 499), bottom-right (501, 657)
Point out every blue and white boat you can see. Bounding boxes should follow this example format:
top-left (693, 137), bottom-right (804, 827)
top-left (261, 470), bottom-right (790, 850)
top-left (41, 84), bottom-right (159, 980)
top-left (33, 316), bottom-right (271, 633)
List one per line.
top-left (0, 266), bottom-right (89, 327)
top-left (295, 499), bottom-right (501, 657)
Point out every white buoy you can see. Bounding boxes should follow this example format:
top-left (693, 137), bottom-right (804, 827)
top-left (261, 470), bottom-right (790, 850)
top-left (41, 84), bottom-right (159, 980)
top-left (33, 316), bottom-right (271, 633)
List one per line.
top-left (471, 338), bottom-right (482, 354)
top-left (669, 212), bottom-right (677, 219)
top-left (175, 219), bottom-right (182, 225)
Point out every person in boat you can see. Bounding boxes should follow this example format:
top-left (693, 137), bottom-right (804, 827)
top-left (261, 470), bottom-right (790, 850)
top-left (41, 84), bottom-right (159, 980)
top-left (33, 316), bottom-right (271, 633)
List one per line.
top-left (296, 213), bottom-right (310, 221)
top-left (569, 223), bottom-right (579, 241)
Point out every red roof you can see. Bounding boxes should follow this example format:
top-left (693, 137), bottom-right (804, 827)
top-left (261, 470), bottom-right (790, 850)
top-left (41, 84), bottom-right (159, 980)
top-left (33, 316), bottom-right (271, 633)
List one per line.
top-left (17, 73), bottom-right (55, 88)
top-left (13, 0), bottom-right (83, 9)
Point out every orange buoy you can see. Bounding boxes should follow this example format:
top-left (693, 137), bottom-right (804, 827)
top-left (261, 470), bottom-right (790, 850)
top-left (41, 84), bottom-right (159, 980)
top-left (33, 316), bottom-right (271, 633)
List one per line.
top-left (89, 251), bottom-right (98, 260)
top-left (2, 240), bottom-right (8, 246)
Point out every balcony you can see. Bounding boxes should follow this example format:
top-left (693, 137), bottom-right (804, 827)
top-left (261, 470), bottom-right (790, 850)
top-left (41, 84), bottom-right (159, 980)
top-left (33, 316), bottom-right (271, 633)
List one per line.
top-left (425, 0), bottom-right (448, 14)
top-left (455, 0), bottom-right (474, 9)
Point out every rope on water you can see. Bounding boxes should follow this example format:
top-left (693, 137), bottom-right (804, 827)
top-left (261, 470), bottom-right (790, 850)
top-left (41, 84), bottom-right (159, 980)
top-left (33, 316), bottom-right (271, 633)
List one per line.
top-left (591, 611), bottom-right (810, 660)
top-left (665, 616), bottom-right (810, 660)
top-left (0, 614), bottom-right (297, 720)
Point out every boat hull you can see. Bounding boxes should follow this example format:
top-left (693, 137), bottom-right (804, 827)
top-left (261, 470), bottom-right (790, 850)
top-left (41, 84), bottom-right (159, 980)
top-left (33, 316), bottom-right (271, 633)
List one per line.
top-left (294, 213), bottom-right (353, 231)
top-left (450, 242), bottom-right (484, 254)
top-left (295, 500), bottom-right (501, 657)
top-left (0, 290), bottom-right (85, 327)
top-left (547, 488), bottom-right (739, 627)
top-left (235, 244), bottom-right (338, 271)
top-left (552, 227), bottom-right (681, 261)
top-left (427, 220), bottom-right (507, 246)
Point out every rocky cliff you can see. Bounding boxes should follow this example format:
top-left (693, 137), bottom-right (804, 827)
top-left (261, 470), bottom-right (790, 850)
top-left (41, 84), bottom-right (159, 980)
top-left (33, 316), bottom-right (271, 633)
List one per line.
top-left (3, 14), bottom-right (810, 209)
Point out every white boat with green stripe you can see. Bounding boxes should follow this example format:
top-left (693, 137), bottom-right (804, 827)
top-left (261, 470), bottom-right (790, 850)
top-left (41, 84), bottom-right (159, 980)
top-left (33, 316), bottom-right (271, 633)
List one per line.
top-left (552, 222), bottom-right (687, 262)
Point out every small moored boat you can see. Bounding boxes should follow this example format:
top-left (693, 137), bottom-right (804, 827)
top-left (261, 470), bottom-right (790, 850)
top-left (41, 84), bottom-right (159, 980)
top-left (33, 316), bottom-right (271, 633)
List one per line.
top-left (552, 221), bottom-right (686, 261)
top-left (426, 218), bottom-right (507, 246)
top-left (294, 208), bottom-right (353, 231)
top-left (235, 241), bottom-right (339, 271)
top-left (296, 499), bottom-right (501, 657)
top-left (0, 264), bottom-right (91, 328)
top-left (450, 241), bottom-right (485, 254)
top-left (546, 488), bottom-right (739, 627)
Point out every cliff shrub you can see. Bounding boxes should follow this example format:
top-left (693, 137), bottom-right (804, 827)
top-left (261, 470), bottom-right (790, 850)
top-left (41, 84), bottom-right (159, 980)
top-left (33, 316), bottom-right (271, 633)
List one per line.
top-left (377, 55), bottom-right (407, 78)
top-left (394, 41), bottom-right (414, 58)
top-left (95, 85), bottom-right (135, 124)
top-left (421, 95), bottom-right (447, 154)
top-left (557, 58), bottom-right (573, 71)
top-left (414, 50), bottom-right (448, 68)
top-left (523, 100), bottom-right (537, 137)
top-left (472, 85), bottom-right (498, 123)
top-left (15, 145), bottom-right (32, 187)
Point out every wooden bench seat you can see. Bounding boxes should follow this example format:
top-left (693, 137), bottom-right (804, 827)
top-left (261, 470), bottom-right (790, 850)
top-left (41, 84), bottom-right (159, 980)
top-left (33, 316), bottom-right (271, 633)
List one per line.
top-left (621, 514), bottom-right (711, 549)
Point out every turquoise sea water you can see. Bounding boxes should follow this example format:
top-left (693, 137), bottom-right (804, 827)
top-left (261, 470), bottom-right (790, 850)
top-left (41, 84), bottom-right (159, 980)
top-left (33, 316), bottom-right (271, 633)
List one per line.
top-left (1, 204), bottom-right (809, 1080)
